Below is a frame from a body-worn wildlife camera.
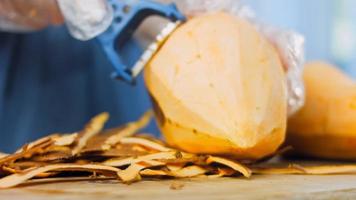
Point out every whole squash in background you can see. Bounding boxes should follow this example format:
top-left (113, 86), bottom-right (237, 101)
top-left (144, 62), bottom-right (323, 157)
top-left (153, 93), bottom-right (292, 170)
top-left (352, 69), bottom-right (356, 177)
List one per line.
top-left (144, 12), bottom-right (287, 160)
top-left (287, 62), bottom-right (356, 160)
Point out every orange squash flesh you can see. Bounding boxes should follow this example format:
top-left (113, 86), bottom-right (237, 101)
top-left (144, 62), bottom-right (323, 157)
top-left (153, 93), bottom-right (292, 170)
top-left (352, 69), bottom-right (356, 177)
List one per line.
top-left (145, 12), bottom-right (287, 160)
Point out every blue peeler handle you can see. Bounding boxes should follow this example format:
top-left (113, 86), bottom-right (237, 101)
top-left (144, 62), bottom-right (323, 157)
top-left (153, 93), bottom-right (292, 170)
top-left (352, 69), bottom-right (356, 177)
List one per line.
top-left (97, 0), bottom-right (185, 84)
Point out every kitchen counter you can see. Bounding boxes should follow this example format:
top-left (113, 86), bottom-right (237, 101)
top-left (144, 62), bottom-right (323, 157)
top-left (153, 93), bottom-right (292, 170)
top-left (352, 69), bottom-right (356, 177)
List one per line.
top-left (1, 174), bottom-right (356, 199)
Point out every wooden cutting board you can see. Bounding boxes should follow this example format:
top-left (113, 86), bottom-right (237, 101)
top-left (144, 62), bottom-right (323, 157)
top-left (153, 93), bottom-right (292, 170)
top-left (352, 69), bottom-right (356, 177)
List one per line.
top-left (1, 174), bottom-right (356, 200)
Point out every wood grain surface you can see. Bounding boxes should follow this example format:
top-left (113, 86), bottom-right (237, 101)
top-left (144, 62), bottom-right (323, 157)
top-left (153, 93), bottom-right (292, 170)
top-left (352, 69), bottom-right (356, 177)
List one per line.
top-left (1, 174), bottom-right (356, 200)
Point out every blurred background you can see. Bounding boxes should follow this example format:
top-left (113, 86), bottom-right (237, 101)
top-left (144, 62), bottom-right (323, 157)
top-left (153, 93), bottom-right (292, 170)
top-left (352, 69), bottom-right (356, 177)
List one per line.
top-left (246, 0), bottom-right (355, 77)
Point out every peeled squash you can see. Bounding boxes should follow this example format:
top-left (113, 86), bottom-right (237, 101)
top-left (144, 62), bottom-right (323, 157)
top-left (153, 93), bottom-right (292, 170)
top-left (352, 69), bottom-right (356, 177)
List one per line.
top-left (144, 12), bottom-right (287, 160)
top-left (287, 62), bottom-right (356, 160)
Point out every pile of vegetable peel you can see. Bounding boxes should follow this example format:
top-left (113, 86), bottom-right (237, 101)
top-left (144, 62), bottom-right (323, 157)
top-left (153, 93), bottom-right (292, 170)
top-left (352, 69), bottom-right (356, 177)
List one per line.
top-left (1, 111), bottom-right (356, 189)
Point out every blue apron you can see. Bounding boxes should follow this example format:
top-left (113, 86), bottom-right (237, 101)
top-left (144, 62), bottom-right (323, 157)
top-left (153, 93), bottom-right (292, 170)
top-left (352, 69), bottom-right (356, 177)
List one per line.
top-left (0, 26), bottom-right (158, 153)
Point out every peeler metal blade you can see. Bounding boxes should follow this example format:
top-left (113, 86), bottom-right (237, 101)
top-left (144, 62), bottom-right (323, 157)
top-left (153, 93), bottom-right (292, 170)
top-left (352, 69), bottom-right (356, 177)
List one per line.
top-left (131, 21), bottom-right (181, 78)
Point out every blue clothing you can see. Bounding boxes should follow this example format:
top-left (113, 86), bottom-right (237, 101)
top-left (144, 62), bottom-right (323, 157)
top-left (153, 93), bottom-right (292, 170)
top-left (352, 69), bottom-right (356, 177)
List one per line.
top-left (0, 26), bottom-right (158, 153)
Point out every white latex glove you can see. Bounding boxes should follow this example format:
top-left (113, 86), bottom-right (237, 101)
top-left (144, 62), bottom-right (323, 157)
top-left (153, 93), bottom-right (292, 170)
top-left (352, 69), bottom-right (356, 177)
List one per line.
top-left (0, 0), bottom-right (113, 40)
top-left (0, 0), bottom-right (64, 32)
top-left (57, 0), bottom-right (113, 40)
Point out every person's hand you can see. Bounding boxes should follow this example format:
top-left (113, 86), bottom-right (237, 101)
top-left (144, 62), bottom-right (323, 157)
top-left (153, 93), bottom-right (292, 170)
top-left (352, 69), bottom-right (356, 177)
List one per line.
top-left (0, 0), bottom-right (113, 40)
top-left (0, 0), bottom-right (63, 31)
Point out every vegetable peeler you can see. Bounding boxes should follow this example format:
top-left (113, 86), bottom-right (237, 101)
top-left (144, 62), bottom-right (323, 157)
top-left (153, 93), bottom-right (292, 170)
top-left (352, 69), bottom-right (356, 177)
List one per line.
top-left (97, 0), bottom-right (185, 84)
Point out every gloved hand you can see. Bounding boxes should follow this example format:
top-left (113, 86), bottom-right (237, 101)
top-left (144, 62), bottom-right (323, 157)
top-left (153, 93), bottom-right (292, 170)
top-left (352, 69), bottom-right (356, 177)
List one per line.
top-left (0, 0), bottom-right (113, 40)
top-left (0, 0), bottom-right (63, 31)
